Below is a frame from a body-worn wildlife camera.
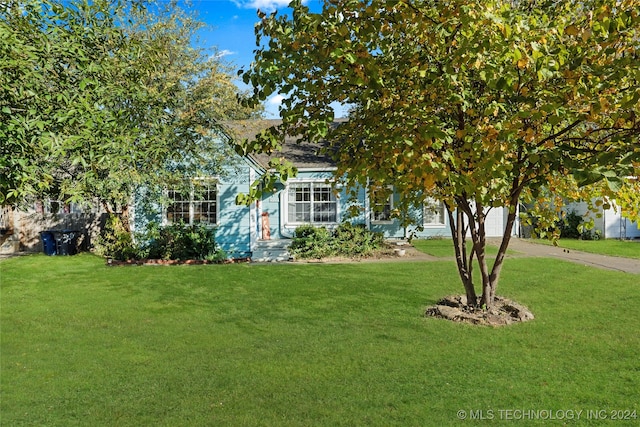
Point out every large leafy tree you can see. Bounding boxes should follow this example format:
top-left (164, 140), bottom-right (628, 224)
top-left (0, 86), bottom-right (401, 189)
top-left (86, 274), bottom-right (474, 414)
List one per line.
top-left (239, 0), bottom-right (640, 308)
top-left (1, 0), bottom-right (259, 215)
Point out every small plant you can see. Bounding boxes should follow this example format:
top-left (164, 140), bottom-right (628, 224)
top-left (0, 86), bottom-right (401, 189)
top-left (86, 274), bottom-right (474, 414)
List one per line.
top-left (205, 248), bottom-right (228, 263)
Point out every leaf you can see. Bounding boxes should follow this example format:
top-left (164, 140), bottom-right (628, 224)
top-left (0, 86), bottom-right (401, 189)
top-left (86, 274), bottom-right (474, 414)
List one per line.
top-left (565, 25), bottom-right (580, 36)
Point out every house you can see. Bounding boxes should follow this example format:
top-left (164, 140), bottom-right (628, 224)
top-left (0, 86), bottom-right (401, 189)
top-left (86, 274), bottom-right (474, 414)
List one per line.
top-left (131, 120), bottom-right (518, 261)
top-left (7, 120), bottom-right (635, 258)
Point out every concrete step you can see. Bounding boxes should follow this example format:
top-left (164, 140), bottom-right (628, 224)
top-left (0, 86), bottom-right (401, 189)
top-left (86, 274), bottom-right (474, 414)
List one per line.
top-left (252, 239), bottom-right (292, 262)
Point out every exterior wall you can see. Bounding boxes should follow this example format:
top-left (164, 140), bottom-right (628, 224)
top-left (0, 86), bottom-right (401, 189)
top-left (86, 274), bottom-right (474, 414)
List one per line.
top-left (0, 204), bottom-right (106, 253)
top-left (604, 205), bottom-right (640, 239)
top-left (132, 162), bottom-right (256, 259)
top-left (215, 166), bottom-right (255, 258)
top-left (565, 200), bottom-right (640, 239)
top-left (260, 182), bottom-right (285, 239)
top-left (263, 172), bottom-right (517, 240)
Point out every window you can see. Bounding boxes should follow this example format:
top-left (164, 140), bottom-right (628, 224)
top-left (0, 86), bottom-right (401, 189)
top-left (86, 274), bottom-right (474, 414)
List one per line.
top-left (43, 200), bottom-right (85, 214)
top-left (371, 188), bottom-right (393, 222)
top-left (287, 182), bottom-right (337, 224)
top-left (424, 198), bottom-right (446, 226)
top-left (166, 180), bottom-right (217, 225)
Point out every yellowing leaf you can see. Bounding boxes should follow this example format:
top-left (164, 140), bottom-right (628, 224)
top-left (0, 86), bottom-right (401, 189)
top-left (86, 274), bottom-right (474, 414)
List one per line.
top-left (565, 25), bottom-right (580, 36)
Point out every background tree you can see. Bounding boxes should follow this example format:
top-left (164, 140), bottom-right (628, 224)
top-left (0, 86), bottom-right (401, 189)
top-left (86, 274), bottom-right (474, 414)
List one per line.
top-left (239, 0), bottom-right (640, 309)
top-left (1, 0), bottom-right (260, 219)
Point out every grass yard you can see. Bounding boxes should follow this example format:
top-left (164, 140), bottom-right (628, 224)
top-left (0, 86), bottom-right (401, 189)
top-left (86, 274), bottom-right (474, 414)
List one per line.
top-left (411, 238), bottom-right (461, 257)
top-left (1, 254), bottom-right (639, 426)
top-left (412, 238), bottom-right (508, 258)
top-left (531, 238), bottom-right (640, 259)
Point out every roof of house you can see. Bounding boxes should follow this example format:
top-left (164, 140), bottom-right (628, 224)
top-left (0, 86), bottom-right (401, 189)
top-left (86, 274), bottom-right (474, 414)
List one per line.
top-left (227, 119), bottom-right (338, 170)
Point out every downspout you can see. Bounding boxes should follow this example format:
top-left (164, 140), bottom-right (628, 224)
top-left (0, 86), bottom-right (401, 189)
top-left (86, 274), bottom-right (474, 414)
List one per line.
top-left (602, 205), bottom-right (606, 239)
top-left (365, 178), bottom-right (371, 230)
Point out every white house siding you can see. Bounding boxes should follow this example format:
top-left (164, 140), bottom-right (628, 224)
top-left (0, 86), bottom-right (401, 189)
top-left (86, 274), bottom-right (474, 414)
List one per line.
top-left (603, 204), bottom-right (640, 239)
top-left (564, 200), bottom-right (640, 239)
top-left (483, 207), bottom-right (506, 238)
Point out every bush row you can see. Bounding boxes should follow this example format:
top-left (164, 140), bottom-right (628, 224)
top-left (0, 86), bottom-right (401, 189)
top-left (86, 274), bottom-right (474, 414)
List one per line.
top-left (96, 215), bottom-right (226, 261)
top-left (289, 223), bottom-right (385, 259)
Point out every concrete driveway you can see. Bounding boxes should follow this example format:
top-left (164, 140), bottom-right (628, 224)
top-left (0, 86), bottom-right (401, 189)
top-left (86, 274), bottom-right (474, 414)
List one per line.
top-left (504, 238), bottom-right (640, 274)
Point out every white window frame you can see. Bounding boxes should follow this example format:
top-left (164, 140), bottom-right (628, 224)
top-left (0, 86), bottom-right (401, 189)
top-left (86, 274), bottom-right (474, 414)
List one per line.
top-left (43, 199), bottom-right (85, 215)
top-left (371, 187), bottom-right (394, 224)
top-left (423, 198), bottom-right (446, 227)
top-left (284, 180), bottom-right (339, 227)
top-left (164, 179), bottom-right (219, 227)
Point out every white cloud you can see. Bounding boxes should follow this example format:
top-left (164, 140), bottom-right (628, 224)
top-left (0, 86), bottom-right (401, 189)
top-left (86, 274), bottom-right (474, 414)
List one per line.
top-left (232, 0), bottom-right (303, 12)
top-left (217, 49), bottom-right (236, 58)
top-left (267, 94), bottom-right (285, 106)
top-left (209, 50), bottom-right (236, 61)
top-left (263, 94), bottom-right (285, 118)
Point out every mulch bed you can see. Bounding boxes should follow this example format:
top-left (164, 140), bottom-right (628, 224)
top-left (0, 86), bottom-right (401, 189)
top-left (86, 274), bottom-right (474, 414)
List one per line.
top-left (106, 258), bottom-right (251, 266)
top-left (425, 295), bottom-right (535, 327)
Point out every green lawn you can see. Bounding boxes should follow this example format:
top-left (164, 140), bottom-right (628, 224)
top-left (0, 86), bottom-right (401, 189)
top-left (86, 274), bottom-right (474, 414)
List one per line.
top-left (1, 254), bottom-right (639, 426)
top-left (531, 238), bottom-right (640, 259)
top-left (412, 238), bottom-right (508, 258)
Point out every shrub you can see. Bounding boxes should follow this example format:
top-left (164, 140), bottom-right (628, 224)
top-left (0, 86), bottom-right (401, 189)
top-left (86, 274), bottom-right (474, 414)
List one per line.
top-left (97, 218), bottom-right (218, 261)
top-left (289, 223), bottom-right (384, 259)
top-left (332, 222), bottom-right (385, 257)
top-left (144, 221), bottom-right (217, 260)
top-left (556, 210), bottom-right (596, 240)
top-left (95, 215), bottom-right (140, 261)
top-left (289, 225), bottom-right (334, 259)
top-left (557, 210), bottom-right (583, 239)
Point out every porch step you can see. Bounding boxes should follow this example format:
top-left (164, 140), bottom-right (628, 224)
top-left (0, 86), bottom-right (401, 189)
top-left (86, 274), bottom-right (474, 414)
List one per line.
top-left (251, 239), bottom-right (292, 262)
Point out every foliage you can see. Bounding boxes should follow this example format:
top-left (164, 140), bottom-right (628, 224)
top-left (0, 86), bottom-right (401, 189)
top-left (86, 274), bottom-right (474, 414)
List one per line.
top-left (556, 210), bottom-right (598, 240)
top-left (289, 224), bottom-right (334, 259)
top-left (143, 221), bottom-right (218, 261)
top-left (94, 214), bottom-right (139, 261)
top-left (239, 0), bottom-right (640, 308)
top-left (96, 217), bottom-right (219, 261)
top-left (0, 0), bottom-right (260, 209)
top-left (2, 255), bottom-right (640, 425)
top-left (289, 222), bottom-right (384, 259)
top-left (615, 176), bottom-right (640, 223)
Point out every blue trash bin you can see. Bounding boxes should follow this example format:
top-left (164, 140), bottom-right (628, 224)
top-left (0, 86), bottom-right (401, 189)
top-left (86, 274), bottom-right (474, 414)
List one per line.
top-left (40, 231), bottom-right (56, 255)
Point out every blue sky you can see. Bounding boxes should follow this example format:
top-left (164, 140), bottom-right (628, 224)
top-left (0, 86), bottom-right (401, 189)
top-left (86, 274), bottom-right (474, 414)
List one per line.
top-left (182, 0), bottom-right (333, 118)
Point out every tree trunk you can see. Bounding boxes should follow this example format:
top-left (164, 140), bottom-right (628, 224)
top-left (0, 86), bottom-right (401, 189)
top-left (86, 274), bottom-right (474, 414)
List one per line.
top-left (446, 203), bottom-right (477, 306)
top-left (488, 204), bottom-right (520, 293)
top-left (462, 199), bottom-right (495, 310)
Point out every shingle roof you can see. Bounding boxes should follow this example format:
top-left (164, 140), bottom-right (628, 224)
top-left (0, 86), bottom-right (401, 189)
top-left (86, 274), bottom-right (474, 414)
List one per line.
top-left (226, 119), bottom-right (338, 170)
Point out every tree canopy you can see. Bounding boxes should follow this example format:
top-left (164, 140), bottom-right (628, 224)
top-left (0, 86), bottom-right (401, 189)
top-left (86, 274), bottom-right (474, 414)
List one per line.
top-left (239, 0), bottom-right (640, 308)
top-left (1, 0), bottom-right (259, 210)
